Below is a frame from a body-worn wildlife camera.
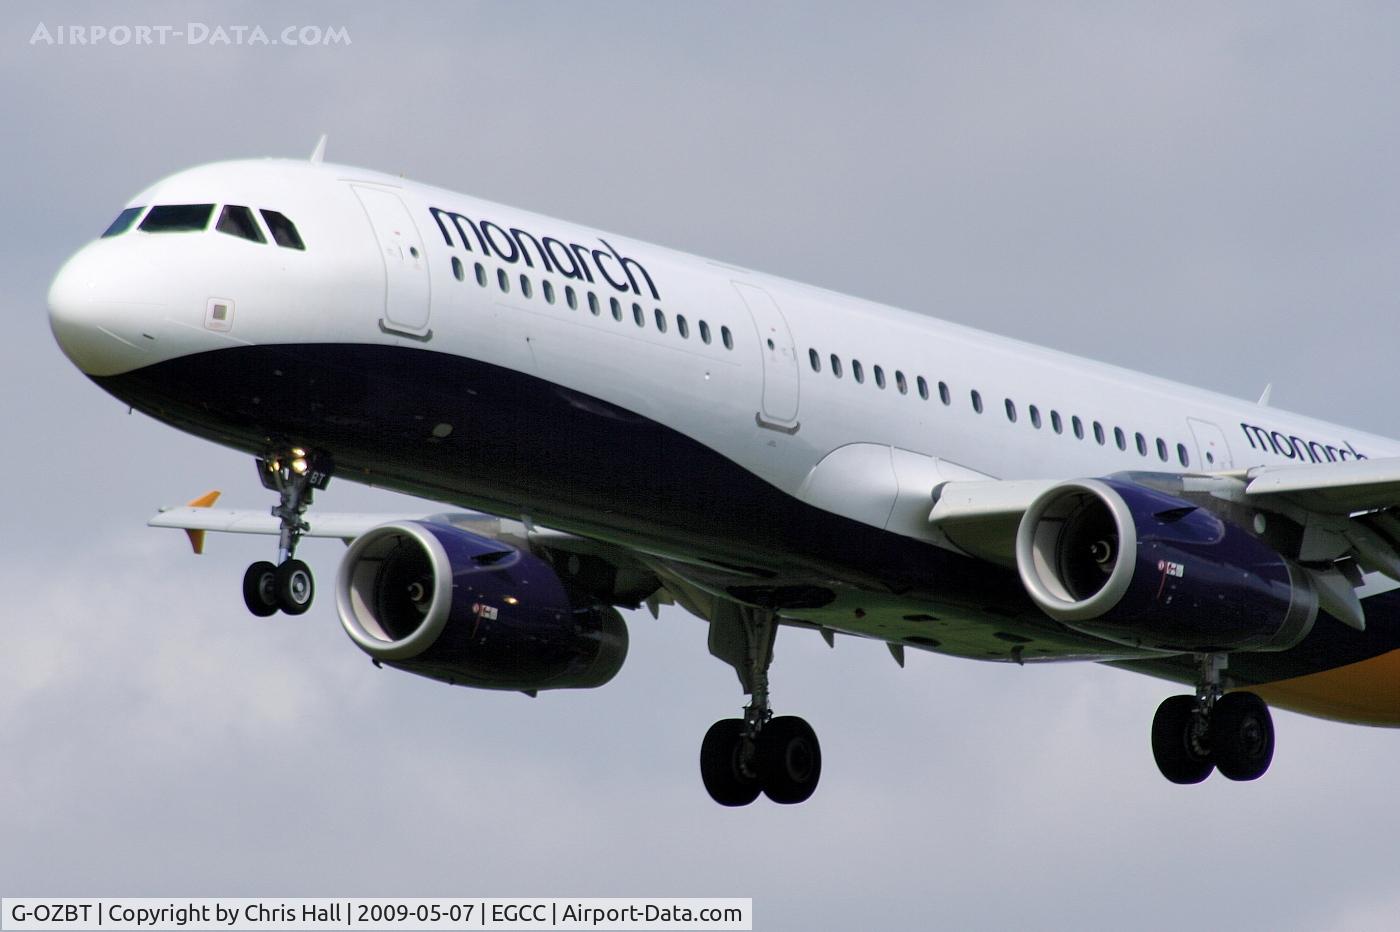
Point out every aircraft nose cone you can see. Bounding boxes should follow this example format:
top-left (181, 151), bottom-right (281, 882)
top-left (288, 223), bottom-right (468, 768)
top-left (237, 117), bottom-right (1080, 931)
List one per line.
top-left (48, 244), bottom-right (162, 376)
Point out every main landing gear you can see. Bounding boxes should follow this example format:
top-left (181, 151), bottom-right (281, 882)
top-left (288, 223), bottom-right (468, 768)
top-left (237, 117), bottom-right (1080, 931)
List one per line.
top-left (241, 448), bottom-right (332, 618)
top-left (700, 604), bottom-right (822, 806)
top-left (1151, 653), bottom-right (1275, 784)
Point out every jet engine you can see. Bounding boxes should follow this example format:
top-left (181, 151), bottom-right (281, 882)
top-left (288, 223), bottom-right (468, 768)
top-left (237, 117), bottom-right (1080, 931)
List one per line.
top-left (1015, 478), bottom-right (1317, 652)
top-left (336, 521), bottom-right (628, 691)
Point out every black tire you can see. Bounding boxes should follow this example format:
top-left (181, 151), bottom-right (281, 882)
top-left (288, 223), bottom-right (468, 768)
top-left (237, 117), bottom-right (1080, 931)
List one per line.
top-left (1151, 695), bottom-right (1214, 785)
top-left (700, 719), bottom-right (761, 807)
top-left (758, 715), bottom-right (822, 804)
top-left (242, 561), bottom-right (279, 617)
top-left (275, 559), bottom-right (315, 615)
top-left (1213, 691), bottom-right (1274, 782)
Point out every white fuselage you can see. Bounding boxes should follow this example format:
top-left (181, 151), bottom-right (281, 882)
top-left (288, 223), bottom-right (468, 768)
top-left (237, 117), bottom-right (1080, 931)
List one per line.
top-left (46, 158), bottom-right (1400, 703)
top-left (49, 158), bottom-right (1397, 507)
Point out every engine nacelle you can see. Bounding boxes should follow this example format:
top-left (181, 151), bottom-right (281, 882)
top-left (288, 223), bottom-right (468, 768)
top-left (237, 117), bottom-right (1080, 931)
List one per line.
top-left (1015, 478), bottom-right (1317, 652)
top-left (336, 521), bottom-right (628, 691)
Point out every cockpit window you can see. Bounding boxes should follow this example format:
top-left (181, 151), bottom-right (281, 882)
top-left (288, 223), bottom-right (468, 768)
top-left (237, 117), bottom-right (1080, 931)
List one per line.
top-left (215, 205), bottom-right (266, 243)
top-left (140, 204), bottom-right (215, 233)
top-left (101, 206), bottom-right (144, 238)
top-left (260, 209), bottom-right (305, 250)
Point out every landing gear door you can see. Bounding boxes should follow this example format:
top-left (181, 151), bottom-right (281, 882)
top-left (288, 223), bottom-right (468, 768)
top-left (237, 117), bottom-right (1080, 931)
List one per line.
top-left (352, 185), bottom-right (432, 339)
top-left (733, 282), bottom-right (799, 432)
top-left (1188, 417), bottom-right (1234, 470)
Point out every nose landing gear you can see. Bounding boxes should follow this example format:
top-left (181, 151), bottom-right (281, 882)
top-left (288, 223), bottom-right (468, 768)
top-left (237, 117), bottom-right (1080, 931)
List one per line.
top-left (241, 448), bottom-right (332, 617)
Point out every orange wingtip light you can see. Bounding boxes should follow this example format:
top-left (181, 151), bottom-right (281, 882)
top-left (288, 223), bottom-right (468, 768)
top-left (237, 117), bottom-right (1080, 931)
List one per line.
top-left (184, 490), bottom-right (221, 554)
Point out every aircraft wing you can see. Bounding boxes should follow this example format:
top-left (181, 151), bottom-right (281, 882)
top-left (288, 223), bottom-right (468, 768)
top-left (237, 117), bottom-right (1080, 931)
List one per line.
top-left (150, 490), bottom-right (567, 547)
top-left (928, 457), bottom-right (1400, 632)
top-left (149, 507), bottom-right (425, 541)
top-left (148, 492), bottom-right (670, 613)
top-left (925, 478), bottom-right (1052, 565)
top-left (1242, 456), bottom-right (1400, 514)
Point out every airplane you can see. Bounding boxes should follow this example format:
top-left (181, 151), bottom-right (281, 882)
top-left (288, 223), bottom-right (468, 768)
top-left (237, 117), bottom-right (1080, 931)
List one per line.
top-left (47, 141), bottom-right (1400, 806)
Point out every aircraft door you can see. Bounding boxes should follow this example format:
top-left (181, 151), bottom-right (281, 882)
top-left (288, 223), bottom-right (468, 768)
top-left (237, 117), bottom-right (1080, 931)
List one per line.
top-left (733, 281), bottom-right (799, 432)
top-left (352, 185), bottom-right (432, 338)
top-left (1187, 417), bottom-right (1234, 470)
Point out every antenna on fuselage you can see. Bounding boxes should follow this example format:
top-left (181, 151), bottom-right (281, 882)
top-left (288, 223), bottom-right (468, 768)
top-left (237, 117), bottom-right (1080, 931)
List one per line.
top-left (309, 134), bottom-right (327, 164)
top-left (1257, 383), bottom-right (1273, 406)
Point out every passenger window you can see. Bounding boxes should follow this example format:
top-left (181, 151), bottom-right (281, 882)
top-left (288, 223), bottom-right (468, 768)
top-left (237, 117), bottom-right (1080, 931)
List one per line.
top-left (610, 297), bottom-right (622, 321)
top-left (1177, 443), bottom-right (1190, 468)
top-left (543, 280), bottom-right (555, 304)
top-left (809, 349), bottom-right (821, 372)
top-left (1005, 399), bottom-right (1017, 422)
top-left (1156, 437), bottom-right (1168, 461)
top-left (655, 309), bottom-right (667, 333)
top-left (1114, 427), bottom-right (1127, 451)
top-left (1073, 416), bottom-right (1084, 439)
top-left (917, 376), bottom-right (929, 400)
top-left (700, 320), bottom-right (712, 344)
top-left (1051, 411), bottom-right (1062, 434)
top-left (497, 268), bottom-right (510, 293)
top-left (971, 390), bottom-right (983, 413)
top-left (722, 326), bottom-right (733, 349)
top-left (259, 210), bottom-right (304, 249)
top-left (102, 206), bottom-right (144, 237)
top-left (896, 371), bottom-right (908, 395)
top-left (939, 382), bottom-right (951, 405)
top-left (451, 256), bottom-right (464, 281)
top-left (215, 205), bottom-right (265, 243)
top-left (588, 292), bottom-right (600, 315)
top-left (874, 365), bottom-right (886, 389)
top-left (677, 315), bottom-right (689, 338)
top-left (831, 355), bottom-right (843, 378)
top-left (1029, 405), bottom-right (1042, 429)
top-left (1135, 432), bottom-right (1147, 456)
top-left (475, 263), bottom-right (487, 287)
top-left (520, 275), bottom-right (533, 298)
top-left (141, 204), bottom-right (214, 233)
top-left (566, 285), bottom-right (578, 309)
top-left (1093, 422), bottom-right (1105, 445)
top-left (852, 360), bottom-right (865, 383)
top-left (633, 303), bottom-right (645, 327)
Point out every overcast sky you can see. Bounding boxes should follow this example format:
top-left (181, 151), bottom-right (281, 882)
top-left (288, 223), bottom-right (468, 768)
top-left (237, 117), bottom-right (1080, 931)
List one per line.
top-left (7, 2), bottom-right (1400, 929)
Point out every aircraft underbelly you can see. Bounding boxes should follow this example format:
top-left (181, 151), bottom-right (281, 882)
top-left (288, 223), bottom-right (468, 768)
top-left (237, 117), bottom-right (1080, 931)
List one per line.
top-left (90, 341), bottom-right (1400, 719)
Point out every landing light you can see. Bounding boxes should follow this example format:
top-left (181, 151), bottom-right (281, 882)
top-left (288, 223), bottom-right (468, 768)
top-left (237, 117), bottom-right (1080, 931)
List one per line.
top-left (265, 451), bottom-right (311, 476)
top-left (503, 596), bottom-right (520, 606)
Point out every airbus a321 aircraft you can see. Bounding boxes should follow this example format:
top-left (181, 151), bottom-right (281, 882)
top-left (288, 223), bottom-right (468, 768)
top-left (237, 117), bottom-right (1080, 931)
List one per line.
top-left (48, 142), bottom-right (1400, 805)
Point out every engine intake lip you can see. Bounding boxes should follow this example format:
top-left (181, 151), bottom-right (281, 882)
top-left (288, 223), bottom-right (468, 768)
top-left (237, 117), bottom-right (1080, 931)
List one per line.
top-left (337, 521), bottom-right (454, 661)
top-left (1016, 479), bottom-right (1138, 623)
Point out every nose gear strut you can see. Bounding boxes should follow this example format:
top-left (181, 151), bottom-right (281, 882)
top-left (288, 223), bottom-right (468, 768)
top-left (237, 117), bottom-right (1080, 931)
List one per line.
top-left (241, 448), bottom-right (332, 617)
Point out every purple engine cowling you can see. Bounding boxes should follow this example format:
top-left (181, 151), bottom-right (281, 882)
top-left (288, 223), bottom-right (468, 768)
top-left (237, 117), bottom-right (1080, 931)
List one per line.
top-left (336, 520), bottom-right (628, 690)
top-left (1015, 478), bottom-right (1318, 652)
